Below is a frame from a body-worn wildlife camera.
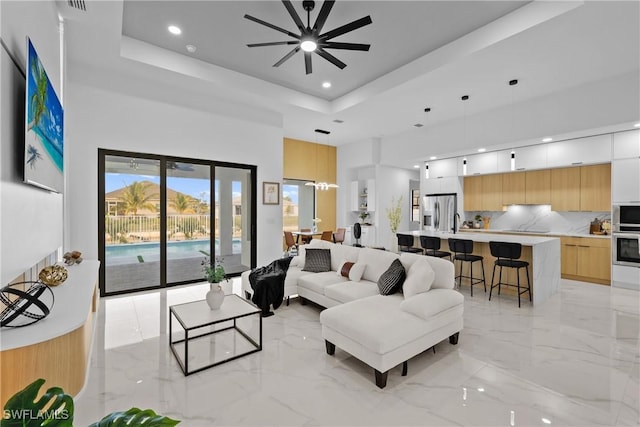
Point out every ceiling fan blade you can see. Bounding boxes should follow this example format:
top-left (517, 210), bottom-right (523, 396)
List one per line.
top-left (321, 41), bottom-right (370, 51)
top-left (319, 16), bottom-right (372, 41)
top-left (247, 41), bottom-right (300, 47)
top-left (273, 46), bottom-right (301, 67)
top-left (312, 0), bottom-right (335, 34)
top-left (316, 48), bottom-right (346, 69)
top-left (244, 14), bottom-right (301, 39)
top-left (304, 51), bottom-right (312, 75)
top-left (282, 0), bottom-right (306, 33)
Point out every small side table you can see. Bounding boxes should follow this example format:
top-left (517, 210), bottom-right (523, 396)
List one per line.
top-left (169, 294), bottom-right (262, 375)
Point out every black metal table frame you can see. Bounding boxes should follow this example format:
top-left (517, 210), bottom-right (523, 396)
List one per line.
top-left (169, 300), bottom-right (262, 376)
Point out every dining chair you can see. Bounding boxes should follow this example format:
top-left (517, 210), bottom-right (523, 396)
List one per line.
top-left (300, 228), bottom-right (313, 244)
top-left (333, 228), bottom-right (346, 244)
top-left (321, 231), bottom-right (334, 241)
top-left (284, 231), bottom-right (297, 251)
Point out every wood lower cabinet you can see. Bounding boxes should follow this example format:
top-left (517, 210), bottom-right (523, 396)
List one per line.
top-left (561, 236), bottom-right (611, 284)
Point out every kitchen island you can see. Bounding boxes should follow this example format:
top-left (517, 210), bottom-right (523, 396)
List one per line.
top-left (398, 230), bottom-right (561, 305)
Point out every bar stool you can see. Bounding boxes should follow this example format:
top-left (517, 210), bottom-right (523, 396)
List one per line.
top-left (448, 238), bottom-right (486, 297)
top-left (420, 235), bottom-right (451, 260)
top-left (397, 234), bottom-right (422, 253)
top-left (488, 241), bottom-right (531, 308)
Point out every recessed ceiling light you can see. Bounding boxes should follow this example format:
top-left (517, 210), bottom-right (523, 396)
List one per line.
top-left (542, 137), bottom-right (553, 142)
top-left (429, 156), bottom-right (437, 160)
top-left (168, 25), bottom-right (182, 35)
top-left (186, 44), bottom-right (196, 53)
top-left (477, 148), bottom-right (486, 152)
top-left (322, 81), bottom-right (331, 89)
top-left (634, 123), bottom-right (640, 128)
top-left (541, 418), bottom-right (551, 424)
top-left (413, 165), bottom-right (420, 168)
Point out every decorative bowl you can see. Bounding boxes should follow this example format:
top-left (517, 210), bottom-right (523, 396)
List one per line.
top-left (38, 265), bottom-right (68, 286)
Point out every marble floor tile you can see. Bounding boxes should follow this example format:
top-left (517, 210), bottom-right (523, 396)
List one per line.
top-left (74, 278), bottom-right (640, 426)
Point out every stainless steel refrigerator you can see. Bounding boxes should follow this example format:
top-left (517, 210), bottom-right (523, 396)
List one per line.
top-left (423, 193), bottom-right (458, 233)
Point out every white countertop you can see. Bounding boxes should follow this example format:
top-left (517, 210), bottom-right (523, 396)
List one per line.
top-left (458, 229), bottom-right (611, 239)
top-left (0, 260), bottom-right (99, 351)
top-left (399, 230), bottom-right (559, 246)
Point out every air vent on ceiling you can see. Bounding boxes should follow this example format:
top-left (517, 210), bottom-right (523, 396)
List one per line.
top-left (414, 123), bottom-right (424, 128)
top-left (333, 119), bottom-right (344, 124)
top-left (67, 0), bottom-right (86, 11)
top-left (314, 129), bottom-right (331, 135)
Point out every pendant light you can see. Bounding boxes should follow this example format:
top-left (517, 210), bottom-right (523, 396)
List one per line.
top-left (461, 95), bottom-right (469, 176)
top-left (509, 79), bottom-right (518, 170)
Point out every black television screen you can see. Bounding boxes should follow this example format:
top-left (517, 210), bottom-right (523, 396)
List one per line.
top-left (24, 37), bottom-right (63, 193)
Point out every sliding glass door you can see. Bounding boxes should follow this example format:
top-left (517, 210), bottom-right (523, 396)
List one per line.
top-left (99, 150), bottom-right (256, 296)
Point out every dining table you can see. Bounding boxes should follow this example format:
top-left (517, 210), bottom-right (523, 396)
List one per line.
top-left (291, 230), bottom-right (323, 244)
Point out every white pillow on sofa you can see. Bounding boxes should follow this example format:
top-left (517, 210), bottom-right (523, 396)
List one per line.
top-left (402, 258), bottom-right (435, 299)
top-left (336, 260), bottom-right (366, 282)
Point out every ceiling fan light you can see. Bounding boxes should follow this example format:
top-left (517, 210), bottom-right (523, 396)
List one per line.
top-left (301, 39), bottom-right (317, 52)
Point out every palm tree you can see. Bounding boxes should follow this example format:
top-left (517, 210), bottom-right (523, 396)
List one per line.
top-left (27, 58), bottom-right (49, 132)
top-left (170, 193), bottom-right (195, 214)
top-left (120, 181), bottom-right (157, 216)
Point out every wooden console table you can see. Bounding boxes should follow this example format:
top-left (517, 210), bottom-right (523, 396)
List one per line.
top-left (0, 260), bottom-right (99, 406)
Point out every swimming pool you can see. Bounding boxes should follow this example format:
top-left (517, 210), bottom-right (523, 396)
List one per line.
top-left (106, 239), bottom-right (242, 260)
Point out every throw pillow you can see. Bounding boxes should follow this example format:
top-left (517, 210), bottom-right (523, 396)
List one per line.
top-left (402, 258), bottom-right (436, 299)
top-left (339, 261), bottom-right (354, 278)
top-left (377, 259), bottom-right (406, 295)
top-left (348, 262), bottom-right (366, 282)
top-left (302, 248), bottom-right (332, 273)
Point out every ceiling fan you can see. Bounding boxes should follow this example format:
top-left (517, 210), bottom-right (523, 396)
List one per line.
top-left (244, 0), bottom-right (372, 75)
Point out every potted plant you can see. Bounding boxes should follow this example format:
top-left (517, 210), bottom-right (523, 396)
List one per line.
top-left (201, 256), bottom-right (227, 310)
top-left (359, 211), bottom-right (369, 224)
top-left (312, 217), bottom-right (322, 233)
top-left (474, 214), bottom-right (482, 229)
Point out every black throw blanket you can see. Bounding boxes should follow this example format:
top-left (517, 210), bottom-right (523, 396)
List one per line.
top-left (249, 257), bottom-right (292, 317)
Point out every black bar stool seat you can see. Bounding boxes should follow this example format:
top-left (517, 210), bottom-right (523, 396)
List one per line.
top-left (397, 234), bottom-right (423, 254)
top-left (448, 238), bottom-right (486, 297)
top-left (488, 241), bottom-right (531, 308)
top-left (419, 236), bottom-right (451, 260)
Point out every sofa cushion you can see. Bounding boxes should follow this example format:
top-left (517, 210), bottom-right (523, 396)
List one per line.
top-left (284, 266), bottom-right (308, 289)
top-left (337, 261), bottom-right (366, 282)
top-left (303, 248), bottom-right (332, 273)
top-left (330, 243), bottom-right (360, 271)
top-left (359, 248), bottom-right (399, 283)
top-left (324, 280), bottom-right (379, 304)
top-left (403, 258), bottom-right (436, 299)
top-left (400, 289), bottom-right (464, 321)
top-left (377, 259), bottom-right (406, 295)
top-left (400, 252), bottom-right (455, 290)
top-left (298, 271), bottom-right (348, 295)
top-left (320, 294), bottom-right (432, 354)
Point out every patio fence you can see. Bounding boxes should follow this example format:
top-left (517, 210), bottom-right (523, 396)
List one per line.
top-left (105, 215), bottom-right (216, 244)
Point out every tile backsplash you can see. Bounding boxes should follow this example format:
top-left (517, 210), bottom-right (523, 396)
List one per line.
top-left (465, 205), bottom-right (611, 235)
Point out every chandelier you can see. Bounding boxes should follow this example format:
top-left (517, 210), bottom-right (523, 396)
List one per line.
top-left (305, 182), bottom-right (338, 190)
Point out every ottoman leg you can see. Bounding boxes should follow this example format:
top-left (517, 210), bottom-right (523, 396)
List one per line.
top-left (244, 291), bottom-right (251, 300)
top-left (449, 332), bottom-right (460, 345)
top-left (325, 340), bottom-right (335, 355)
top-left (374, 370), bottom-right (388, 388)
top-left (401, 361), bottom-right (408, 376)
top-left (300, 297), bottom-right (307, 305)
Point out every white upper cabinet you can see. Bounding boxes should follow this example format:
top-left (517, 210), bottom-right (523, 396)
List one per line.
top-left (424, 176), bottom-right (461, 195)
top-left (612, 158), bottom-right (640, 203)
top-left (497, 149), bottom-right (515, 173)
top-left (546, 134), bottom-right (612, 168)
top-left (512, 144), bottom-right (547, 171)
top-left (613, 129), bottom-right (640, 160)
top-left (458, 152), bottom-right (498, 176)
top-left (350, 181), bottom-right (360, 211)
top-left (427, 158), bottom-right (457, 179)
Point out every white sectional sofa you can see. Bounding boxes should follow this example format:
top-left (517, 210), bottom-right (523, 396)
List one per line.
top-left (241, 239), bottom-right (464, 388)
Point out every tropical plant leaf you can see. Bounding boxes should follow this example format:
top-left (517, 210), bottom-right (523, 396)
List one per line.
top-left (1, 378), bottom-right (73, 426)
top-left (88, 407), bottom-right (180, 427)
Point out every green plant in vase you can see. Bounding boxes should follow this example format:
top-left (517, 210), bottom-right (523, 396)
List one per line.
top-left (474, 214), bottom-right (482, 229)
top-left (359, 211), bottom-right (369, 224)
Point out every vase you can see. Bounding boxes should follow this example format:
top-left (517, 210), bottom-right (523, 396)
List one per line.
top-left (389, 235), bottom-right (398, 253)
top-left (206, 283), bottom-right (225, 310)
top-left (312, 225), bottom-right (318, 233)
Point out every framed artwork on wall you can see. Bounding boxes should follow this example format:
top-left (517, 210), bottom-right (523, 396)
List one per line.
top-left (263, 181), bottom-right (280, 205)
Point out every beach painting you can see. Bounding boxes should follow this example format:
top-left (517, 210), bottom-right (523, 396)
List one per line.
top-left (24, 38), bottom-right (63, 193)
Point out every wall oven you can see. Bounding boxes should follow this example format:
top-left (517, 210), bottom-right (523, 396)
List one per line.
top-left (612, 233), bottom-right (640, 267)
top-left (613, 203), bottom-right (640, 233)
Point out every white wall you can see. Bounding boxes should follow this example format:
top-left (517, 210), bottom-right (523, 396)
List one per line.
top-left (65, 82), bottom-right (284, 267)
top-left (0, 1), bottom-right (63, 284)
top-left (374, 166), bottom-right (419, 248)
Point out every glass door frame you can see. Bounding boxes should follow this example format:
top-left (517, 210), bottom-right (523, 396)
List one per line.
top-left (98, 148), bottom-right (257, 297)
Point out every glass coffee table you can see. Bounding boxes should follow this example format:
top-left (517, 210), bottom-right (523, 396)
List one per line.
top-left (169, 294), bottom-right (262, 375)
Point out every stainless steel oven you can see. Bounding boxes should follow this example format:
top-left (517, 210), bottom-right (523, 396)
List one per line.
top-left (612, 233), bottom-right (640, 267)
top-left (613, 203), bottom-right (640, 233)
